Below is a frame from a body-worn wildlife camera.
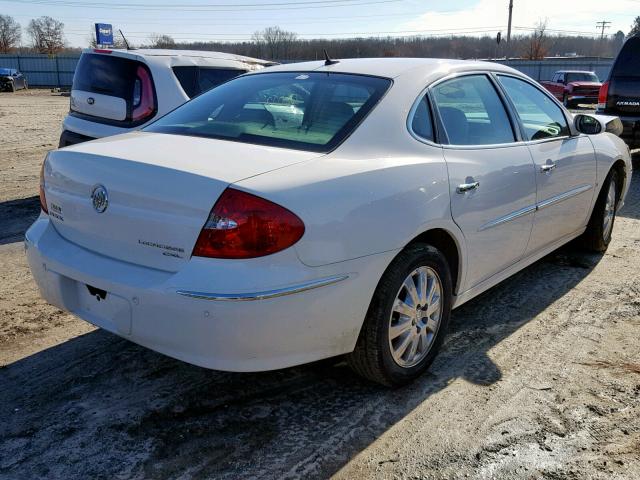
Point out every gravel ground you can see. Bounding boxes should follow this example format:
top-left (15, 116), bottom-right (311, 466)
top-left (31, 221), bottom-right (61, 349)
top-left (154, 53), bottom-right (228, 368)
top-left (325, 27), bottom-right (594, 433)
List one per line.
top-left (0, 89), bottom-right (639, 480)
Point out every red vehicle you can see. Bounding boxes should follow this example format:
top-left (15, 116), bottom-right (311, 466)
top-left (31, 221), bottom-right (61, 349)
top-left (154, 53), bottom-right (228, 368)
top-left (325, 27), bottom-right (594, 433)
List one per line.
top-left (540, 70), bottom-right (602, 108)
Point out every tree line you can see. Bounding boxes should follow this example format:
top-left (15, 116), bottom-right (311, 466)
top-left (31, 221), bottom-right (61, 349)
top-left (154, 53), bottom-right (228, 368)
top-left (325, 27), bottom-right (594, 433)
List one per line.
top-left (1, 13), bottom-right (639, 60)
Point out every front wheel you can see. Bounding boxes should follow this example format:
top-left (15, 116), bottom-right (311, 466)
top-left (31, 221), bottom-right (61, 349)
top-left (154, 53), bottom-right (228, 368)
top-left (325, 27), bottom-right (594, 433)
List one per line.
top-left (581, 169), bottom-right (620, 252)
top-left (347, 243), bottom-right (452, 386)
top-left (562, 93), bottom-right (571, 108)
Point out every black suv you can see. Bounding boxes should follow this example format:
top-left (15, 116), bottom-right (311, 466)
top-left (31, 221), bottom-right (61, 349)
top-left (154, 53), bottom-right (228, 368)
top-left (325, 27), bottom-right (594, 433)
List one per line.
top-left (598, 36), bottom-right (640, 148)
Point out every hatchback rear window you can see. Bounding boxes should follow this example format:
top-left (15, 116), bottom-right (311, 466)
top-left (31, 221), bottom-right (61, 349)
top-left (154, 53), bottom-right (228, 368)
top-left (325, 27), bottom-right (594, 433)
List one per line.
top-left (611, 37), bottom-right (640, 77)
top-left (73, 54), bottom-right (140, 100)
top-left (172, 66), bottom-right (246, 98)
top-left (146, 72), bottom-right (391, 152)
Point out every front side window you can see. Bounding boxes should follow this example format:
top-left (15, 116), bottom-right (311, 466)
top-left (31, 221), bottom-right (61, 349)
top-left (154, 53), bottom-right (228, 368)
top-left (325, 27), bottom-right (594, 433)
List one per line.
top-left (147, 72), bottom-right (391, 152)
top-left (431, 75), bottom-right (515, 146)
top-left (498, 75), bottom-right (570, 141)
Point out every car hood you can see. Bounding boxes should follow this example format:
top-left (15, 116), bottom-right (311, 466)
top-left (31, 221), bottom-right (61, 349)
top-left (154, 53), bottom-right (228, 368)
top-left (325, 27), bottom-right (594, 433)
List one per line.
top-left (567, 81), bottom-right (601, 88)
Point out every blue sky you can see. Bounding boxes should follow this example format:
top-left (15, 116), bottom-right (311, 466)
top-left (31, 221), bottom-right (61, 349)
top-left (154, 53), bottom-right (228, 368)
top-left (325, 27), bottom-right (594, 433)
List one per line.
top-left (0, 0), bottom-right (637, 48)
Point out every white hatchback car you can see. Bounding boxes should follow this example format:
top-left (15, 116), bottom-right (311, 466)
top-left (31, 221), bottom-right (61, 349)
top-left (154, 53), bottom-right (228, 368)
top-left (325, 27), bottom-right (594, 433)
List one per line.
top-left (29, 58), bottom-right (631, 386)
top-left (59, 48), bottom-right (274, 147)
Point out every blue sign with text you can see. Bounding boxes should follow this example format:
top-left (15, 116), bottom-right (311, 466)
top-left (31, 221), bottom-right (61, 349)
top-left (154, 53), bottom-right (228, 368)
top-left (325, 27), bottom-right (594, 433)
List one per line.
top-left (95, 23), bottom-right (114, 46)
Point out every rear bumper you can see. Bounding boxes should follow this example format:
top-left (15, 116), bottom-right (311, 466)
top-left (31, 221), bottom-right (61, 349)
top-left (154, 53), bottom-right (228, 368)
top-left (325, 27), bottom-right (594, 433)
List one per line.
top-left (25, 216), bottom-right (393, 371)
top-left (597, 112), bottom-right (640, 148)
top-left (59, 129), bottom-right (95, 147)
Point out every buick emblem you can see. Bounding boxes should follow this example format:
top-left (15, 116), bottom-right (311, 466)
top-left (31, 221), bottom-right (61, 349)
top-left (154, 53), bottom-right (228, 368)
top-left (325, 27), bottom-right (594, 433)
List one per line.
top-left (87, 97), bottom-right (95, 105)
top-left (91, 185), bottom-right (108, 213)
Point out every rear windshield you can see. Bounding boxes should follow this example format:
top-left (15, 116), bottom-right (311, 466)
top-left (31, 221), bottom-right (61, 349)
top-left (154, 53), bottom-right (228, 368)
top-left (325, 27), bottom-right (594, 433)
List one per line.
top-left (173, 66), bottom-right (246, 98)
top-left (612, 37), bottom-right (640, 77)
top-left (565, 72), bottom-right (599, 83)
top-left (145, 71), bottom-right (391, 152)
top-left (73, 53), bottom-right (140, 99)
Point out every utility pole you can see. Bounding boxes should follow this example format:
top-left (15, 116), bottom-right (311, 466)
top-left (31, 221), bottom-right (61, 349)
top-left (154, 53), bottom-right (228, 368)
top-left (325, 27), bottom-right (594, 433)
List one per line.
top-left (596, 20), bottom-right (611, 39)
top-left (506, 0), bottom-right (513, 59)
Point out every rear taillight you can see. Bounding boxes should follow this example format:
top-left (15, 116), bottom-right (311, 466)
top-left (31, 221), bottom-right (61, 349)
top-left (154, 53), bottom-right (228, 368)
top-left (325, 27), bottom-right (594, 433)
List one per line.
top-left (598, 81), bottom-right (609, 110)
top-left (39, 157), bottom-right (48, 214)
top-left (132, 65), bottom-right (155, 122)
top-left (192, 188), bottom-right (305, 259)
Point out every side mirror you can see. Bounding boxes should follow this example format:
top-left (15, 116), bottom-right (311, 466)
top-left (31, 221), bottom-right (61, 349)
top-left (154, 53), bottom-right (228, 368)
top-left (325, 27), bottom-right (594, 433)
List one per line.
top-left (574, 114), bottom-right (602, 135)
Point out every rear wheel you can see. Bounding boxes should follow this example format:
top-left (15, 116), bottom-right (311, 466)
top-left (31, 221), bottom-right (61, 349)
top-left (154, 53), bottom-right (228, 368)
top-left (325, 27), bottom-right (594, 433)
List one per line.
top-left (9, 81), bottom-right (15, 93)
top-left (581, 169), bottom-right (620, 252)
top-left (347, 243), bottom-right (452, 386)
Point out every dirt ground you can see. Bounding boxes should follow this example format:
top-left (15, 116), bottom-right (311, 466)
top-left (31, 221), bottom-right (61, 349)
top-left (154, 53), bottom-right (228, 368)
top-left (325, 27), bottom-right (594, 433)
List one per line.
top-left (0, 89), bottom-right (639, 480)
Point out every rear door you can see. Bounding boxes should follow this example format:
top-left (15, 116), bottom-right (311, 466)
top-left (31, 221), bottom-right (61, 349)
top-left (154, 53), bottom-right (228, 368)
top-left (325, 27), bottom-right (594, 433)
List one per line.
top-left (497, 74), bottom-right (596, 255)
top-left (605, 37), bottom-right (640, 117)
top-left (70, 52), bottom-right (155, 125)
top-left (431, 74), bottom-right (537, 289)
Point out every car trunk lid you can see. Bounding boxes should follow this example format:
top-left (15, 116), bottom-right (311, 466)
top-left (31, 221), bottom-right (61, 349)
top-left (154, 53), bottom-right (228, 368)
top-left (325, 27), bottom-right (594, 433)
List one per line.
top-left (45, 132), bottom-right (319, 271)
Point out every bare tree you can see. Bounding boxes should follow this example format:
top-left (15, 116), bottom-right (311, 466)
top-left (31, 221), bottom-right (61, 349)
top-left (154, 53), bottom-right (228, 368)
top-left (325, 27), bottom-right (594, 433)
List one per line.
top-left (629, 16), bottom-right (640, 37)
top-left (27, 16), bottom-right (64, 54)
top-left (148, 33), bottom-right (176, 49)
top-left (252, 26), bottom-right (297, 60)
top-left (0, 14), bottom-right (21, 53)
top-left (524, 19), bottom-right (548, 59)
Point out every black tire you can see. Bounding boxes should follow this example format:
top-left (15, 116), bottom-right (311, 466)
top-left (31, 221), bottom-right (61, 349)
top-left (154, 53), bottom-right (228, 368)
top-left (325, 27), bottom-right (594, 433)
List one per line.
top-left (581, 169), bottom-right (620, 252)
top-left (347, 243), bottom-right (452, 386)
top-left (9, 81), bottom-right (15, 93)
top-left (562, 93), bottom-right (572, 108)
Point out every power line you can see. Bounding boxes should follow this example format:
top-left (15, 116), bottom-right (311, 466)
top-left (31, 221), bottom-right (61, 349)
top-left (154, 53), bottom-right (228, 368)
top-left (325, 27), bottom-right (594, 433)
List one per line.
top-left (1, 0), bottom-right (405, 11)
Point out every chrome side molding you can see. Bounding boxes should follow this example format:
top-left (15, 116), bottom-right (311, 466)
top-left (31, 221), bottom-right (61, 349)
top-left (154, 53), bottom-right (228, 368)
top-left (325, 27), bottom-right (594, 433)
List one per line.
top-left (537, 184), bottom-right (592, 210)
top-left (177, 274), bottom-right (349, 301)
top-left (478, 184), bottom-right (593, 232)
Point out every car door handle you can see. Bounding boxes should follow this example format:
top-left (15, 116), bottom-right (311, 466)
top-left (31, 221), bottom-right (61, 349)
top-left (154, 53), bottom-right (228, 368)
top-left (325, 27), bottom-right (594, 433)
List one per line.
top-left (457, 181), bottom-right (480, 193)
top-left (541, 163), bottom-right (556, 173)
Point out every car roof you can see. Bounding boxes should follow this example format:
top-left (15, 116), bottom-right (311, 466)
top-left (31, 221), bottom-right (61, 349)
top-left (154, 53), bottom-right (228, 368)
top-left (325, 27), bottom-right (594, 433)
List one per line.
top-left (248, 57), bottom-right (522, 80)
top-left (82, 48), bottom-right (275, 66)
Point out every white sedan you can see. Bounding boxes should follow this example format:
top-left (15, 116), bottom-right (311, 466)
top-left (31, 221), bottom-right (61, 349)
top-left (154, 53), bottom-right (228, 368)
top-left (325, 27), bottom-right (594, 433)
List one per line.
top-left (27, 58), bottom-right (631, 386)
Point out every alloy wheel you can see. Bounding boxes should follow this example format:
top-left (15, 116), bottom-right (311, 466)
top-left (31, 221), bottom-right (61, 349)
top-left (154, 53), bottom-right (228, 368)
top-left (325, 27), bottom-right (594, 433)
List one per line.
top-left (388, 266), bottom-right (443, 368)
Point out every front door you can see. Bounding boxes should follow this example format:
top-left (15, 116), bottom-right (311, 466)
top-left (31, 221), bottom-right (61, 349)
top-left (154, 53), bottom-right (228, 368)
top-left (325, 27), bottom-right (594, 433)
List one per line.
top-left (497, 75), bottom-right (597, 255)
top-left (431, 74), bottom-right (537, 290)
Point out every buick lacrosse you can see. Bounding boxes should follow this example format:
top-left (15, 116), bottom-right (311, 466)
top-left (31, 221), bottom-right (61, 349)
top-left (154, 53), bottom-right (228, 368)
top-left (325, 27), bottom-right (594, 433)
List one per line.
top-left (27, 58), bottom-right (631, 385)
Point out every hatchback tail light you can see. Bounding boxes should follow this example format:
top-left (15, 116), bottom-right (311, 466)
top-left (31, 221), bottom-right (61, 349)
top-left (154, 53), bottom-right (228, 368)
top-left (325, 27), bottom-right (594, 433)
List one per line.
top-left (39, 158), bottom-right (48, 214)
top-left (132, 65), bottom-right (156, 122)
top-left (597, 80), bottom-right (609, 110)
top-left (192, 188), bottom-right (305, 259)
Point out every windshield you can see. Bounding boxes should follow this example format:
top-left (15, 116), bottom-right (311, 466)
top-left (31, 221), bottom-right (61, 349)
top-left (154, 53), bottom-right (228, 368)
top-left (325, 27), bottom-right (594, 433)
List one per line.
top-left (565, 72), bottom-right (599, 83)
top-left (145, 71), bottom-right (391, 152)
top-left (0, 68), bottom-right (13, 76)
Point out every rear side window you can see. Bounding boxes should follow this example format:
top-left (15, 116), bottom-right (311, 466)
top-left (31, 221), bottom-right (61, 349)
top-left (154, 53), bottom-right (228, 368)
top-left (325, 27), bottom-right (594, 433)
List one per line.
top-left (73, 54), bottom-right (139, 100)
top-left (431, 75), bottom-right (515, 145)
top-left (173, 66), bottom-right (246, 98)
top-left (410, 95), bottom-right (435, 141)
top-left (146, 71), bottom-right (391, 153)
top-left (611, 37), bottom-right (640, 78)
top-left (498, 75), bottom-right (570, 141)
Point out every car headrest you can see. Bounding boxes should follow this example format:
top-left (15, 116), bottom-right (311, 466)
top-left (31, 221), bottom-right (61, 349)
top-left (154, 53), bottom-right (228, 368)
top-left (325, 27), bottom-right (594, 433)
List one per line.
top-left (439, 106), bottom-right (469, 145)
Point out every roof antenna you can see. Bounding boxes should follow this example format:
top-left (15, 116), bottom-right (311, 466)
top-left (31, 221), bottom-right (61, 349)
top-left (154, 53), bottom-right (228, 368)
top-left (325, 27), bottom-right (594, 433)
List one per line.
top-left (119, 29), bottom-right (133, 50)
top-left (323, 49), bottom-right (339, 66)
